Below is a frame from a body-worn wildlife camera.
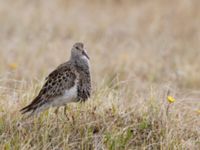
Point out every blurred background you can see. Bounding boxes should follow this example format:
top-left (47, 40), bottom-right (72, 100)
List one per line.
top-left (0, 0), bottom-right (200, 103)
top-left (0, 1), bottom-right (200, 149)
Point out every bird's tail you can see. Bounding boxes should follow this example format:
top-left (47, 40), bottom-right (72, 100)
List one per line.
top-left (20, 103), bottom-right (35, 115)
top-left (20, 96), bottom-right (47, 116)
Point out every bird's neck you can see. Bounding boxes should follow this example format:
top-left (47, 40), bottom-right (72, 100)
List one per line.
top-left (71, 57), bottom-right (90, 73)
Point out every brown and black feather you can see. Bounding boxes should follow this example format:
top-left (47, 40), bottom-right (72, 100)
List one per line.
top-left (20, 63), bottom-right (77, 114)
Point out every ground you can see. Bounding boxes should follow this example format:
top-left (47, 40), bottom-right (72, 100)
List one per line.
top-left (0, 0), bottom-right (200, 149)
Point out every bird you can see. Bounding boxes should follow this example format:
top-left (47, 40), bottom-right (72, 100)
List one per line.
top-left (20, 42), bottom-right (91, 117)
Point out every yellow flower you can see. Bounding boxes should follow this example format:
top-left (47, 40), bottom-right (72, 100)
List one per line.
top-left (196, 110), bottom-right (200, 115)
top-left (121, 53), bottom-right (129, 61)
top-left (167, 96), bottom-right (176, 103)
top-left (8, 63), bottom-right (18, 70)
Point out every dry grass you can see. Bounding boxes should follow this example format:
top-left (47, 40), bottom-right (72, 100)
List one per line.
top-left (0, 0), bottom-right (200, 149)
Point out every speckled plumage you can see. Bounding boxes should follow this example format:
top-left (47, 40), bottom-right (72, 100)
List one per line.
top-left (20, 42), bottom-right (91, 116)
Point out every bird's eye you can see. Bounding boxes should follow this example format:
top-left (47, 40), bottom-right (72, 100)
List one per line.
top-left (75, 46), bottom-right (80, 50)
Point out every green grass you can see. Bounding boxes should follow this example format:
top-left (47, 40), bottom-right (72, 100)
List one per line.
top-left (0, 83), bottom-right (199, 149)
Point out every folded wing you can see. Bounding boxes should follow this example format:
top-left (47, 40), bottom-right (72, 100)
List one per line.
top-left (20, 64), bottom-right (77, 115)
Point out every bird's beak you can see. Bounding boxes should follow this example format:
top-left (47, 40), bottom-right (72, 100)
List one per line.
top-left (83, 50), bottom-right (90, 60)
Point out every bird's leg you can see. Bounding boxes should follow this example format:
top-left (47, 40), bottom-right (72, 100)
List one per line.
top-left (64, 105), bottom-right (70, 120)
top-left (54, 107), bottom-right (59, 115)
top-left (54, 107), bottom-right (60, 126)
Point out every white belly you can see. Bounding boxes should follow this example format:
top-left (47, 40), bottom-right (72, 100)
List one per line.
top-left (51, 84), bottom-right (77, 107)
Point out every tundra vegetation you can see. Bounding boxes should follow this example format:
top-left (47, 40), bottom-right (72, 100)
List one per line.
top-left (0, 0), bottom-right (200, 149)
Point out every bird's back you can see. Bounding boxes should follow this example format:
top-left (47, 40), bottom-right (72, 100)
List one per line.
top-left (20, 61), bottom-right (78, 115)
top-left (20, 42), bottom-right (91, 116)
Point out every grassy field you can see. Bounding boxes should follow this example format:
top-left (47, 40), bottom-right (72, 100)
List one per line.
top-left (0, 0), bottom-right (200, 149)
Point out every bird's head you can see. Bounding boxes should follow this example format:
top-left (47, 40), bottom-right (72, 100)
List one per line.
top-left (71, 42), bottom-right (90, 60)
